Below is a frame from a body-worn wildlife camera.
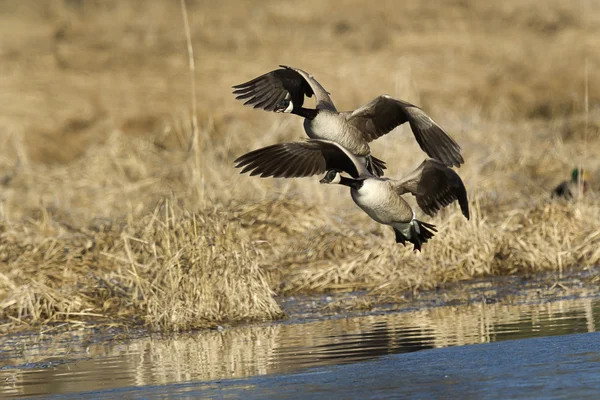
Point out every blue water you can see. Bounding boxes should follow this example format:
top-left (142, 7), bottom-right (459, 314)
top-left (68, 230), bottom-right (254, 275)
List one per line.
top-left (1, 291), bottom-right (599, 399)
top-left (63, 332), bottom-right (600, 400)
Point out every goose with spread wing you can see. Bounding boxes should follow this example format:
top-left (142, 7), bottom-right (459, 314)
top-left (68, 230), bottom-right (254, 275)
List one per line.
top-left (234, 139), bottom-right (469, 251)
top-left (232, 65), bottom-right (464, 176)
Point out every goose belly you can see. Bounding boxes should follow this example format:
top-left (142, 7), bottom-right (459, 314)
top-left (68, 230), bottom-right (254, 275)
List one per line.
top-left (304, 114), bottom-right (369, 156)
top-left (303, 113), bottom-right (344, 140)
top-left (350, 180), bottom-right (398, 225)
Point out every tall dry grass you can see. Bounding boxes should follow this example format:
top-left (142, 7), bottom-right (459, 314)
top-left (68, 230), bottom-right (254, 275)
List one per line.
top-left (0, 189), bottom-right (283, 332)
top-left (0, 0), bottom-right (599, 333)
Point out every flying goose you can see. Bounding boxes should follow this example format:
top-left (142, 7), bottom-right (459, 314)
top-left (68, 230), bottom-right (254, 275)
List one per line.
top-left (234, 139), bottom-right (469, 251)
top-left (232, 65), bottom-right (464, 176)
top-left (551, 167), bottom-right (589, 199)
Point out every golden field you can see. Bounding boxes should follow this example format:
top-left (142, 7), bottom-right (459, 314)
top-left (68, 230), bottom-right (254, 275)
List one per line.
top-left (0, 0), bottom-right (599, 333)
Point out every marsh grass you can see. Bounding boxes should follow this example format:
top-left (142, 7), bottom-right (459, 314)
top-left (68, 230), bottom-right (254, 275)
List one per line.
top-left (3, 115), bottom-right (599, 333)
top-left (0, 198), bottom-right (283, 332)
top-left (1, 0), bottom-right (600, 333)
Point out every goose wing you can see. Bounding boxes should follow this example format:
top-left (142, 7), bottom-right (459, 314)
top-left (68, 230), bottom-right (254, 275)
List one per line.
top-left (346, 95), bottom-right (464, 167)
top-left (392, 159), bottom-right (469, 219)
top-left (234, 140), bottom-right (365, 178)
top-left (232, 66), bottom-right (336, 112)
top-left (285, 66), bottom-right (337, 111)
top-left (232, 67), bottom-right (313, 112)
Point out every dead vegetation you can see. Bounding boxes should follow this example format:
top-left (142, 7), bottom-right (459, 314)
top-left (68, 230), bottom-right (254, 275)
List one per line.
top-left (0, 199), bottom-right (283, 332)
top-left (0, 0), bottom-right (599, 333)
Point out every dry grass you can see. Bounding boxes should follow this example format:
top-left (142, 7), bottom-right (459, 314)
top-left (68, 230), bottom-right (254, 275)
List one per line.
top-left (0, 0), bottom-right (600, 333)
top-left (0, 197), bottom-right (283, 332)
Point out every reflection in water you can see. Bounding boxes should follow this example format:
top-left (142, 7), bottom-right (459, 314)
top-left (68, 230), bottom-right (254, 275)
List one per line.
top-left (275, 323), bottom-right (436, 368)
top-left (1, 295), bottom-right (599, 397)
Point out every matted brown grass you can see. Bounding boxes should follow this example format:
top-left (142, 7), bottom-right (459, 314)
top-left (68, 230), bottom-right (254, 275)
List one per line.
top-left (0, 0), bottom-right (599, 333)
top-left (0, 197), bottom-right (283, 332)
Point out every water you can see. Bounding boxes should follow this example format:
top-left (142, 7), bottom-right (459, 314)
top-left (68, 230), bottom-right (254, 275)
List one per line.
top-left (1, 284), bottom-right (599, 398)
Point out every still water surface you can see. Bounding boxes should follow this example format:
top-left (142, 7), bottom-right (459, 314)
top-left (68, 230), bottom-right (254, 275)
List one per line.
top-left (1, 289), bottom-right (599, 398)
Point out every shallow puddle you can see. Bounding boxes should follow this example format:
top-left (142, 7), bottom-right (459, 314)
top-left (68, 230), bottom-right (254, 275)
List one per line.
top-left (1, 279), bottom-right (599, 398)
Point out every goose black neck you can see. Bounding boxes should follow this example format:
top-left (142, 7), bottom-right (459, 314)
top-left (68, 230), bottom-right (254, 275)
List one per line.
top-left (339, 176), bottom-right (364, 190)
top-left (292, 107), bottom-right (318, 120)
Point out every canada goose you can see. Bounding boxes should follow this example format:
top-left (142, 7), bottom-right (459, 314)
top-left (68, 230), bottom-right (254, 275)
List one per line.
top-left (551, 167), bottom-right (589, 199)
top-left (234, 139), bottom-right (469, 251)
top-left (232, 65), bottom-right (464, 176)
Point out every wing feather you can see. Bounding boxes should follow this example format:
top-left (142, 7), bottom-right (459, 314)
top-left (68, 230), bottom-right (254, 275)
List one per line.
top-left (393, 159), bottom-right (469, 218)
top-left (232, 67), bottom-right (314, 112)
top-left (234, 140), bottom-right (364, 178)
top-left (347, 95), bottom-right (464, 167)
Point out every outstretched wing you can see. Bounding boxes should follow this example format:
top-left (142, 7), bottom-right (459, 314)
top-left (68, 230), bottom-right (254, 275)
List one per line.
top-left (393, 159), bottom-right (469, 218)
top-left (232, 67), bottom-right (313, 112)
top-left (346, 95), bottom-right (464, 167)
top-left (234, 139), bottom-right (365, 178)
